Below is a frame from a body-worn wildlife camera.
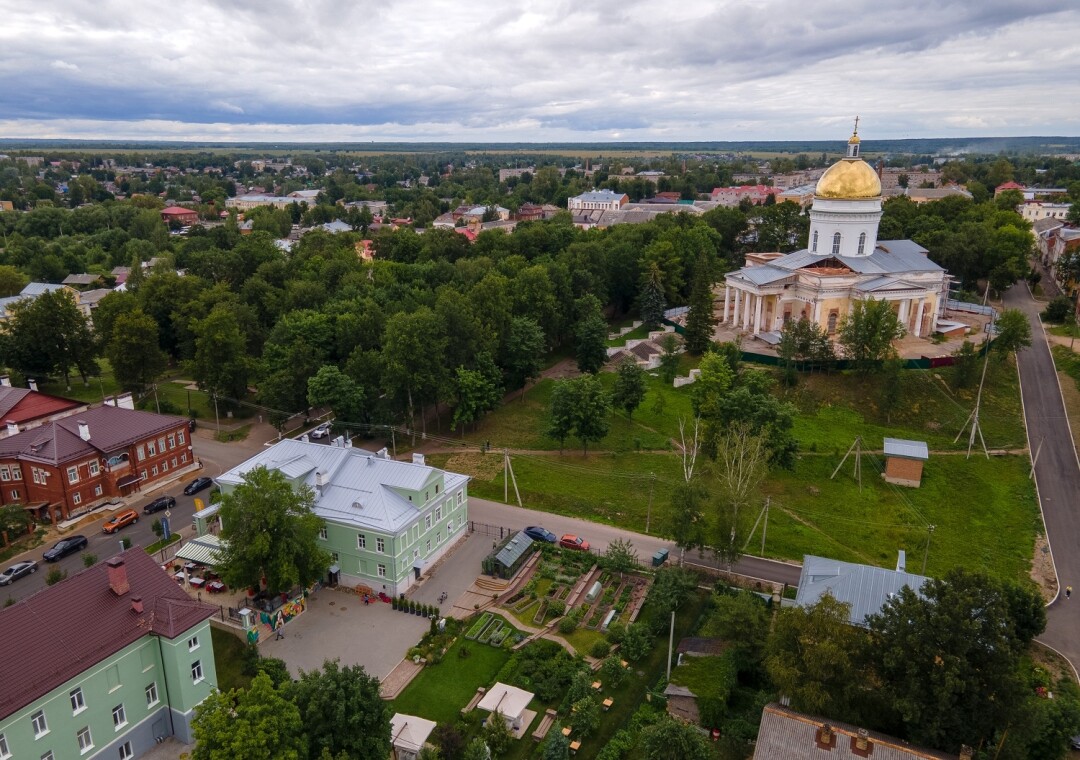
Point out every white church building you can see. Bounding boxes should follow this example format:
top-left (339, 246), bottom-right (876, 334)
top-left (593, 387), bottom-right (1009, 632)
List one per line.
top-left (720, 128), bottom-right (950, 341)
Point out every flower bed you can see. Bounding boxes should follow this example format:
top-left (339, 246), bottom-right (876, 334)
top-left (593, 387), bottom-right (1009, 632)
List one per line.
top-left (477, 617), bottom-right (502, 644)
top-left (490, 625), bottom-right (511, 647)
top-left (465, 612), bottom-right (493, 640)
top-left (532, 601), bottom-right (550, 625)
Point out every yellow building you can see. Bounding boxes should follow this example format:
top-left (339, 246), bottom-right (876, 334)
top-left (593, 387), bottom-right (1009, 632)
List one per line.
top-left (721, 128), bottom-right (949, 340)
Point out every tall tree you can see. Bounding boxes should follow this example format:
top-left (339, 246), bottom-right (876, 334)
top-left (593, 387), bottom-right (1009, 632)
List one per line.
top-left (710, 424), bottom-right (769, 567)
top-left (3, 288), bottom-right (98, 389)
top-left (289, 659), bottom-right (391, 760)
top-left (638, 262), bottom-right (667, 329)
top-left (683, 253), bottom-right (715, 354)
top-left (451, 366), bottom-right (501, 433)
top-left (993, 308), bottom-right (1033, 356)
top-left (381, 306), bottom-right (448, 435)
top-left (106, 308), bottom-right (167, 394)
top-left (611, 357), bottom-right (647, 420)
top-left (191, 671), bottom-right (306, 760)
top-left (547, 379), bottom-right (576, 453)
top-left (641, 714), bottom-right (712, 760)
top-left (951, 339), bottom-right (980, 389)
top-left (574, 306), bottom-right (608, 374)
top-left (307, 365), bottom-right (365, 425)
top-left (657, 333), bottom-right (681, 384)
top-left (218, 466), bottom-right (331, 594)
top-left (668, 480), bottom-right (707, 563)
top-left (838, 297), bottom-right (905, 374)
top-left (569, 374), bottom-right (611, 455)
top-left (189, 304), bottom-right (251, 403)
top-left (502, 316), bottom-right (546, 400)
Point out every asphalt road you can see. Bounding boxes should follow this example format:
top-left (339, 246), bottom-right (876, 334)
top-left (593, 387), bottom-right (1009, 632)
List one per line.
top-left (1005, 284), bottom-right (1080, 673)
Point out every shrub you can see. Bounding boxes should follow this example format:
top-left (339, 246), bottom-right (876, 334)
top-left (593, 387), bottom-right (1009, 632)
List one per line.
top-left (622, 623), bottom-right (653, 662)
top-left (82, 553), bottom-right (97, 568)
top-left (45, 568), bottom-right (67, 586)
top-left (1043, 295), bottom-right (1073, 323)
top-left (606, 621), bottom-right (627, 645)
top-left (590, 639), bottom-right (611, 659)
top-left (548, 599), bottom-right (566, 618)
top-left (558, 616), bottom-right (579, 634)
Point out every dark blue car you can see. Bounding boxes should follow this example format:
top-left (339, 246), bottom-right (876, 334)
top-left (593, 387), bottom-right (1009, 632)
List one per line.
top-left (524, 526), bottom-right (557, 543)
top-left (183, 477), bottom-right (213, 496)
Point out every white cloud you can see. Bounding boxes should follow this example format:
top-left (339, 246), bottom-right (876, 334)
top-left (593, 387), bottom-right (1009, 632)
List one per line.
top-left (0, 1), bottom-right (1077, 141)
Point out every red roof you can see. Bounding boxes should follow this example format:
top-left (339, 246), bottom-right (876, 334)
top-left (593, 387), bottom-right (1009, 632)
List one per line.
top-left (454, 227), bottom-right (478, 241)
top-left (160, 206), bottom-right (196, 216)
top-left (0, 387), bottom-right (84, 426)
top-left (0, 549), bottom-right (215, 719)
top-left (995, 181), bottom-right (1025, 191)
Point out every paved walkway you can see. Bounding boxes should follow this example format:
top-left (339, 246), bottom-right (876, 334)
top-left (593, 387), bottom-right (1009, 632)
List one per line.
top-left (1004, 283), bottom-right (1080, 675)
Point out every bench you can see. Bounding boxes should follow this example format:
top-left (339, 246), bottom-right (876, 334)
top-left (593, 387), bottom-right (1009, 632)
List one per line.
top-left (531, 709), bottom-right (558, 742)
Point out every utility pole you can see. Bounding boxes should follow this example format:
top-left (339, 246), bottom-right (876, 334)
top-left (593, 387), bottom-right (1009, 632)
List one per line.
top-left (213, 393), bottom-right (219, 431)
top-left (645, 473), bottom-right (655, 534)
top-left (761, 497), bottom-right (770, 555)
top-left (666, 609), bottom-right (676, 681)
top-left (922, 524), bottom-right (936, 575)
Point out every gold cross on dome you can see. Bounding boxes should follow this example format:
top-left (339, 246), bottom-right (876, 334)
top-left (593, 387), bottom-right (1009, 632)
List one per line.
top-left (853, 115), bottom-right (860, 135)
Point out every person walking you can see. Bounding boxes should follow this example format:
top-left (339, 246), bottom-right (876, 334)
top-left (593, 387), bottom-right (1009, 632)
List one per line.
top-left (1066, 586), bottom-right (1072, 600)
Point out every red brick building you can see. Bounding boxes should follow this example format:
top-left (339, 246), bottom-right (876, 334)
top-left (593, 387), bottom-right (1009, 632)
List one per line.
top-left (0, 385), bottom-right (87, 438)
top-left (0, 406), bottom-right (193, 525)
top-left (160, 206), bottom-right (199, 225)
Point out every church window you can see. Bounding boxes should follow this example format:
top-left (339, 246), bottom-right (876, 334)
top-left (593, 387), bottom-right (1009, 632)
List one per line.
top-left (811, 230), bottom-right (818, 252)
top-left (831, 233), bottom-right (841, 255)
top-left (858, 232), bottom-right (866, 255)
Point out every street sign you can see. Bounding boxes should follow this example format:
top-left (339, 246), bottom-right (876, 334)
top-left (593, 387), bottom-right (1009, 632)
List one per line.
top-left (161, 516), bottom-right (171, 541)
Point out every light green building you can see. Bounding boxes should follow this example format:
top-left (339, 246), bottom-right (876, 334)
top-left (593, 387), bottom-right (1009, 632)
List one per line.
top-left (216, 439), bottom-right (470, 596)
top-left (0, 550), bottom-right (218, 760)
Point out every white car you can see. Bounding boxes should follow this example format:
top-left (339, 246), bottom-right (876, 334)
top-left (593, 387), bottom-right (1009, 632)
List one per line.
top-left (310, 423), bottom-right (332, 439)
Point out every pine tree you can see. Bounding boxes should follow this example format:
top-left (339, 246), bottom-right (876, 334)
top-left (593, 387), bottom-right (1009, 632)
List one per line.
top-left (684, 253), bottom-right (715, 355)
top-left (639, 262), bottom-right (666, 329)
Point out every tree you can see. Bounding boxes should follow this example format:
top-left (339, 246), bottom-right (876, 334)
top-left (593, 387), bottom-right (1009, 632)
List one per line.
top-left (648, 566), bottom-right (697, 619)
top-left (574, 307), bottom-right (608, 374)
top-left (433, 724), bottom-right (466, 760)
top-left (683, 253), bottom-right (715, 354)
top-left (106, 308), bottom-right (167, 394)
top-left (710, 424), bottom-right (769, 567)
top-left (668, 480), bottom-right (707, 562)
top-left (1043, 295), bottom-right (1073, 323)
top-left (482, 711), bottom-right (514, 757)
top-left (307, 365), bottom-right (365, 425)
top-left (951, 339), bottom-right (980, 389)
top-left (381, 306), bottom-right (448, 435)
top-left (462, 738), bottom-right (490, 760)
top-left (765, 593), bottom-right (871, 724)
top-left (0, 504), bottom-right (31, 542)
top-left (611, 358), bottom-right (646, 420)
top-left (503, 316), bottom-right (546, 399)
top-left (547, 379), bottom-right (576, 453)
top-left (621, 622), bottom-right (653, 661)
top-left (868, 570), bottom-right (1045, 752)
top-left (542, 725), bottom-right (570, 760)
top-left (0, 265), bottom-right (27, 297)
top-left (993, 308), bottom-right (1032, 356)
top-left (706, 590), bottom-right (770, 669)
top-left (641, 714), bottom-right (712, 760)
top-left (3, 289), bottom-right (98, 388)
top-left (189, 304), bottom-right (251, 403)
top-left (838, 297), bottom-right (905, 374)
top-left (600, 538), bottom-right (638, 575)
top-left (218, 466), bottom-right (331, 594)
top-left (451, 366), bottom-right (501, 434)
top-left (570, 695), bottom-right (601, 738)
top-left (290, 659), bottom-right (391, 760)
top-left (638, 262), bottom-right (666, 329)
top-left (878, 357), bottom-right (905, 423)
top-left (569, 374), bottom-right (611, 455)
top-left (192, 671), bottom-right (306, 760)
top-left (657, 333), bottom-right (680, 384)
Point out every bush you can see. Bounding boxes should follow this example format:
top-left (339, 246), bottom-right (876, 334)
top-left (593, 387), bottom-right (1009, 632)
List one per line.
top-left (82, 553), bottom-right (97, 568)
top-left (590, 639), bottom-right (611, 659)
top-left (622, 623), bottom-right (653, 662)
top-left (558, 616), bottom-right (579, 634)
top-left (548, 599), bottom-right (566, 618)
top-left (1044, 296), bottom-right (1073, 323)
top-left (606, 621), bottom-right (627, 645)
top-left (45, 568), bottom-right (67, 586)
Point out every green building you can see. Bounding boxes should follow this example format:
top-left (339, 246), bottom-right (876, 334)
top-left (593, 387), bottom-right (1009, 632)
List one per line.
top-left (216, 439), bottom-right (470, 596)
top-left (0, 549), bottom-right (217, 759)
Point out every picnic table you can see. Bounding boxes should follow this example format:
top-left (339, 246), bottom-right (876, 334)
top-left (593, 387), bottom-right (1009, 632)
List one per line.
top-left (207, 581), bottom-right (227, 594)
top-left (188, 577), bottom-right (205, 588)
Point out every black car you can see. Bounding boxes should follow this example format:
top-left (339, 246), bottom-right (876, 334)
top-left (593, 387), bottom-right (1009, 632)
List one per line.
top-left (43, 535), bottom-right (89, 562)
top-left (144, 495), bottom-right (176, 514)
top-left (524, 526), bottom-right (558, 543)
top-left (0, 560), bottom-right (37, 585)
top-left (183, 477), bottom-right (213, 496)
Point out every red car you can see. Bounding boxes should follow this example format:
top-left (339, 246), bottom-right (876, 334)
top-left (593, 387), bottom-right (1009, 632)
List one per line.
top-left (559, 534), bottom-right (590, 552)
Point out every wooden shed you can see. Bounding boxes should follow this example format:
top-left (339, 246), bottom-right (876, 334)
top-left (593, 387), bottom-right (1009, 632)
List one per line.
top-left (883, 438), bottom-right (928, 488)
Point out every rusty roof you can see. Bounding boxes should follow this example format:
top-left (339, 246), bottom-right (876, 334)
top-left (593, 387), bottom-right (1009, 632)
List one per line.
top-left (0, 387), bottom-right (84, 425)
top-left (0, 548), bottom-right (215, 720)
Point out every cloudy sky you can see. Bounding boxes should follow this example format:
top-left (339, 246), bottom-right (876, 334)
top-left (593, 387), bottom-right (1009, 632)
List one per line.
top-left (1, 1), bottom-right (1078, 143)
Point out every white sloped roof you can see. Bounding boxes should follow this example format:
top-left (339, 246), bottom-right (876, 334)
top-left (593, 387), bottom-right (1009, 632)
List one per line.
top-left (391, 713), bottom-right (437, 753)
top-left (477, 682), bottom-right (533, 719)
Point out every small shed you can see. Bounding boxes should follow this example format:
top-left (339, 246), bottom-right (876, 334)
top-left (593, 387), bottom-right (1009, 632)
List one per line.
top-left (478, 682), bottom-right (535, 732)
top-left (482, 531), bottom-right (536, 579)
top-left (390, 713), bottom-right (437, 760)
top-left (883, 438), bottom-right (928, 488)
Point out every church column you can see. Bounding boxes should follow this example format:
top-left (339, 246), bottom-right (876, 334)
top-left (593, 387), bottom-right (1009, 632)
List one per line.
top-left (744, 294), bottom-right (754, 331)
top-left (813, 300), bottom-right (822, 325)
top-left (733, 289), bottom-right (742, 327)
top-left (753, 295), bottom-right (763, 335)
top-left (723, 286), bottom-right (730, 324)
top-left (914, 299), bottom-right (926, 338)
top-left (899, 298), bottom-right (910, 327)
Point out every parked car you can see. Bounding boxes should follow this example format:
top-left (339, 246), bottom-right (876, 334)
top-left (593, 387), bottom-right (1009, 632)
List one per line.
top-left (183, 477), bottom-right (213, 496)
top-left (43, 535), bottom-right (89, 562)
top-left (524, 526), bottom-right (557, 543)
top-left (559, 534), bottom-right (590, 551)
top-left (310, 422), bottom-right (332, 439)
top-left (0, 560), bottom-right (37, 585)
top-left (102, 509), bottom-right (139, 534)
top-left (143, 495), bottom-right (176, 514)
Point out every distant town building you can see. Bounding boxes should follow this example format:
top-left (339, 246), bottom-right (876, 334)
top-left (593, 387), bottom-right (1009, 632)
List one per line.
top-left (1020, 201), bottom-right (1072, 223)
top-left (567, 190), bottom-right (629, 212)
top-left (159, 206), bottom-right (199, 225)
top-left (709, 184), bottom-right (779, 207)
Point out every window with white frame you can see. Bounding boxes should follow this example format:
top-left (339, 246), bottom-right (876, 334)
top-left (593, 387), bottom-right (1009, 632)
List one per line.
top-left (0, 733), bottom-right (8, 759)
top-left (437, 531), bottom-right (442, 544)
top-left (145, 682), bottom-right (158, 707)
top-left (136, 445), bottom-right (145, 461)
top-left (12, 466), bottom-right (20, 480)
top-left (72, 492), bottom-right (82, 505)
top-left (171, 457), bottom-right (177, 468)
top-left (178, 430), bottom-right (185, 445)
top-left (88, 460), bottom-right (99, 476)
top-left (147, 440), bottom-right (156, 456)
top-left (457, 490), bottom-right (463, 505)
top-left (376, 537), bottom-right (384, 553)
top-left (425, 540), bottom-right (431, 553)
top-left (435, 506), bottom-right (441, 520)
top-left (331, 552), bottom-right (339, 564)
top-left (858, 232), bottom-right (866, 255)
top-left (191, 660), bottom-right (203, 683)
top-left (812, 229), bottom-right (819, 252)
top-left (357, 533), bottom-right (366, 549)
top-left (112, 704), bottom-right (126, 729)
top-left (831, 232), bottom-right (841, 255)
top-left (161, 461), bottom-right (168, 472)
top-left (31, 467), bottom-right (42, 485)
top-left (41, 751), bottom-right (54, 760)
top-left (151, 465), bottom-right (158, 477)
top-left (167, 434), bottom-right (175, 449)
top-left (77, 726), bottom-right (93, 752)
top-left (0, 466), bottom-right (9, 481)
top-left (158, 437), bottom-right (166, 453)
top-left (119, 741), bottom-right (133, 760)
top-left (70, 687), bottom-right (85, 713)
top-left (318, 526), bottom-right (327, 540)
top-left (188, 635), bottom-right (200, 651)
top-left (377, 564), bottom-right (386, 577)
top-left (95, 485), bottom-right (103, 497)
top-left (31, 709), bottom-right (47, 737)
top-left (67, 466), bottom-right (79, 484)
top-left (9, 490), bottom-right (16, 500)
top-left (447, 521), bottom-right (453, 533)
top-left (425, 515), bottom-right (432, 530)
top-left (181, 453), bottom-right (187, 464)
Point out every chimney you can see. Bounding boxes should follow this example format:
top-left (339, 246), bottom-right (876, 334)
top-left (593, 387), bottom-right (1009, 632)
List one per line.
top-left (117, 392), bottom-right (135, 410)
top-left (78, 420), bottom-right (90, 441)
top-left (103, 395), bottom-right (116, 407)
top-left (0, 375), bottom-right (9, 387)
top-left (315, 471), bottom-right (326, 487)
top-left (27, 379), bottom-right (38, 392)
top-left (106, 557), bottom-right (129, 596)
top-left (412, 453), bottom-right (426, 466)
top-left (853, 728), bottom-right (871, 753)
top-left (816, 723), bottom-right (834, 750)
top-left (131, 596), bottom-right (143, 614)
top-left (5, 420), bottom-right (18, 436)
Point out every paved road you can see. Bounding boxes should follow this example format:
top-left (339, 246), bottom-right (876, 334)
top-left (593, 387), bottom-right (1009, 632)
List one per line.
top-left (1004, 284), bottom-right (1080, 673)
top-left (468, 497), bottom-right (803, 587)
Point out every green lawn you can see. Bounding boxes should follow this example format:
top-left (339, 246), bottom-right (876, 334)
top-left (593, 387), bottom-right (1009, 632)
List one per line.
top-left (606, 323), bottom-right (650, 347)
top-left (212, 626), bottom-right (252, 692)
top-left (391, 625), bottom-right (513, 725)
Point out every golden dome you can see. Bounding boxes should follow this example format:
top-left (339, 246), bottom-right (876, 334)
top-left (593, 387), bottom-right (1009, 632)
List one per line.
top-left (815, 156), bottom-right (881, 199)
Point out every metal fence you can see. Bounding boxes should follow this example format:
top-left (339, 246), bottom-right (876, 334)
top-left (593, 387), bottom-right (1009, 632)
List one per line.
top-left (469, 521), bottom-right (519, 539)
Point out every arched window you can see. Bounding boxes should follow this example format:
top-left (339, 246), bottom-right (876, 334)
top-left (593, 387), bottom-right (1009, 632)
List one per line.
top-left (812, 230), bottom-right (818, 252)
top-left (857, 232), bottom-right (866, 255)
top-left (832, 232), bottom-right (841, 255)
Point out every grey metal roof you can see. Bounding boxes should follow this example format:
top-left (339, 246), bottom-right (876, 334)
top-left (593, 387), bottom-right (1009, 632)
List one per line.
top-left (20, 282), bottom-right (66, 297)
top-left (795, 554), bottom-right (929, 627)
top-left (855, 276), bottom-right (922, 293)
top-left (729, 266), bottom-right (795, 286)
top-left (495, 531), bottom-right (534, 567)
top-left (575, 190), bottom-right (625, 201)
top-left (883, 438), bottom-right (928, 460)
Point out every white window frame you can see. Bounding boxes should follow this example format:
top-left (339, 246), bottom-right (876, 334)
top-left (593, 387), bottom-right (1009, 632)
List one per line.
top-left (72, 492), bottom-right (82, 505)
top-left (67, 466), bottom-right (79, 484)
top-left (0, 733), bottom-right (8, 759)
top-left (41, 751), bottom-right (54, 760)
top-left (357, 533), bottom-right (365, 549)
top-left (318, 526), bottom-right (327, 541)
top-left (158, 437), bottom-right (166, 453)
top-left (77, 725), bottom-right (93, 753)
top-left (94, 485), bottom-right (103, 496)
top-left (119, 741), bottom-right (133, 760)
top-left (137, 445), bottom-right (146, 461)
top-left (70, 687), bottom-right (85, 714)
top-left (147, 440), bottom-right (156, 457)
top-left (191, 660), bottom-right (203, 684)
top-left (832, 232), bottom-right (841, 255)
top-left (377, 563), bottom-right (386, 578)
top-left (178, 430), bottom-right (185, 445)
top-left (12, 466), bottom-right (20, 480)
top-left (145, 682), bottom-right (159, 707)
top-left (31, 709), bottom-right (48, 737)
top-left (812, 229), bottom-right (818, 252)
top-left (447, 521), bottom-right (453, 533)
top-left (425, 515), bottom-right (432, 530)
top-left (187, 636), bottom-right (200, 652)
top-left (9, 490), bottom-right (16, 500)
top-left (858, 231), bottom-right (866, 255)
top-left (167, 434), bottom-right (176, 449)
top-left (88, 460), bottom-right (100, 476)
top-left (112, 703), bottom-right (126, 730)
top-left (376, 537), bottom-right (384, 553)
top-left (435, 506), bottom-right (441, 520)
top-left (457, 490), bottom-right (462, 505)
top-left (0, 466), bottom-right (9, 482)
